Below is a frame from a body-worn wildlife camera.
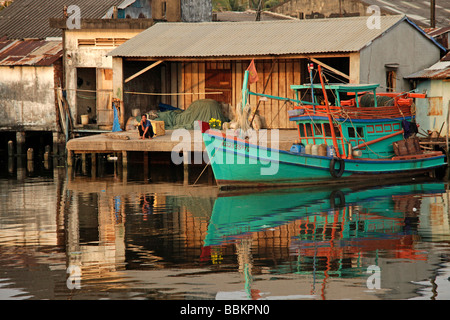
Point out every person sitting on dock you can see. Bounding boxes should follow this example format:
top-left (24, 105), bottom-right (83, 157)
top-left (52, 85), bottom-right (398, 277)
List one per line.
top-left (138, 114), bottom-right (154, 139)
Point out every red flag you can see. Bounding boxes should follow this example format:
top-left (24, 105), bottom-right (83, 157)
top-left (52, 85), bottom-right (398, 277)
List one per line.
top-left (246, 59), bottom-right (259, 84)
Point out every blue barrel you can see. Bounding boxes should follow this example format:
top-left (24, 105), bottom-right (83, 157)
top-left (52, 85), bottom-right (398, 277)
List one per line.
top-left (290, 144), bottom-right (305, 154)
top-left (327, 145), bottom-right (335, 157)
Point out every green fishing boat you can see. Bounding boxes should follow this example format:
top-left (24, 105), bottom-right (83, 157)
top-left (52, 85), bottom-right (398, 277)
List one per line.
top-left (199, 66), bottom-right (446, 189)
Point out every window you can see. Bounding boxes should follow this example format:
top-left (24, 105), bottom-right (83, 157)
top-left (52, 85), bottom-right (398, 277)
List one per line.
top-left (324, 123), bottom-right (332, 137)
top-left (348, 127), bottom-right (364, 138)
top-left (314, 124), bottom-right (323, 136)
top-left (299, 124), bottom-right (305, 137)
top-left (305, 124), bottom-right (313, 137)
top-left (323, 123), bottom-right (342, 137)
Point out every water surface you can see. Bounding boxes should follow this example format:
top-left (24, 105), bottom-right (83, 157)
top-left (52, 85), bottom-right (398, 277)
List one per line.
top-left (1, 155), bottom-right (450, 300)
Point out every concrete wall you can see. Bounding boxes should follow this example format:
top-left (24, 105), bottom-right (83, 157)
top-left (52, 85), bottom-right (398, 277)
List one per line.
top-left (119, 0), bottom-right (152, 19)
top-left (64, 29), bottom-right (145, 125)
top-left (415, 79), bottom-right (450, 136)
top-left (272, 0), bottom-right (368, 19)
top-left (152, 0), bottom-right (181, 21)
top-left (181, 0), bottom-right (212, 22)
top-left (0, 65), bottom-right (58, 132)
top-left (359, 21), bottom-right (442, 92)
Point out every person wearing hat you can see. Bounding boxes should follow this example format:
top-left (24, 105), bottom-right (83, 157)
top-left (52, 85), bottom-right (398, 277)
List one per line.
top-left (138, 114), bottom-right (154, 139)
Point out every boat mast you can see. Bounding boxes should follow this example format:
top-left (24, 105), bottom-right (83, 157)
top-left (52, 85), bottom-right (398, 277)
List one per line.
top-left (308, 63), bottom-right (316, 111)
top-left (242, 70), bottom-right (249, 111)
top-left (318, 65), bottom-right (341, 158)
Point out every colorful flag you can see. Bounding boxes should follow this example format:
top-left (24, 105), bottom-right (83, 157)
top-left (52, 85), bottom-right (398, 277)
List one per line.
top-left (246, 59), bottom-right (259, 84)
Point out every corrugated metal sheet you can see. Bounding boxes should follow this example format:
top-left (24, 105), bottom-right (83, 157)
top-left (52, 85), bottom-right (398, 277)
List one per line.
top-left (0, 38), bottom-right (62, 66)
top-left (405, 61), bottom-right (450, 80)
top-left (361, 0), bottom-right (450, 28)
top-left (108, 15), bottom-right (409, 58)
top-left (0, 0), bottom-right (124, 39)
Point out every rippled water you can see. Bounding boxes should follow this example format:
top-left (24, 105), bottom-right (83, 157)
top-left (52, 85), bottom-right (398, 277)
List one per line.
top-left (1, 155), bottom-right (450, 301)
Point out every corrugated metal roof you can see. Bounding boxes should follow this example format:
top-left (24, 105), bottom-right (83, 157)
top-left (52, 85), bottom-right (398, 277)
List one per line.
top-left (0, 38), bottom-right (62, 66)
top-left (0, 0), bottom-right (124, 39)
top-left (405, 60), bottom-right (450, 80)
top-left (214, 10), bottom-right (295, 22)
top-left (108, 15), bottom-right (415, 59)
top-left (361, 0), bottom-right (450, 28)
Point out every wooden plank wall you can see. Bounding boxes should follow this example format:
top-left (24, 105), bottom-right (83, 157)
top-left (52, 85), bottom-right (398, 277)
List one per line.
top-left (165, 59), bottom-right (303, 129)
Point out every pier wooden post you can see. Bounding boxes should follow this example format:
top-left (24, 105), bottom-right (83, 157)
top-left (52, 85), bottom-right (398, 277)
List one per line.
top-left (52, 132), bottom-right (58, 156)
top-left (183, 152), bottom-right (190, 185)
top-left (91, 153), bottom-right (97, 178)
top-left (122, 151), bottom-right (128, 169)
top-left (143, 151), bottom-right (149, 180)
top-left (27, 148), bottom-right (34, 161)
top-left (16, 131), bottom-right (25, 155)
top-left (81, 153), bottom-right (87, 175)
top-left (8, 140), bottom-right (14, 157)
top-left (122, 151), bottom-right (128, 182)
top-left (67, 150), bottom-right (73, 167)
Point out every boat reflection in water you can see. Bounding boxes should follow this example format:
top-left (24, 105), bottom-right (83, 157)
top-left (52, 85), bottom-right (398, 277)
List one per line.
top-left (203, 182), bottom-right (448, 300)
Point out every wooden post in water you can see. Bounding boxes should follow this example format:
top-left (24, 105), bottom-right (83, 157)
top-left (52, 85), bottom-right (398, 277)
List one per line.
top-left (91, 153), bottom-right (97, 178)
top-left (67, 150), bottom-right (73, 167)
top-left (122, 151), bottom-right (128, 182)
top-left (16, 132), bottom-right (25, 155)
top-left (8, 140), bottom-right (14, 157)
top-left (183, 152), bottom-right (190, 185)
top-left (81, 153), bottom-right (87, 175)
top-left (27, 148), bottom-right (34, 161)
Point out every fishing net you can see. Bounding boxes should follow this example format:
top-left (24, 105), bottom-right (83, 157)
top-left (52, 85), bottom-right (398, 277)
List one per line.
top-left (360, 94), bottom-right (394, 107)
top-left (153, 99), bottom-right (229, 130)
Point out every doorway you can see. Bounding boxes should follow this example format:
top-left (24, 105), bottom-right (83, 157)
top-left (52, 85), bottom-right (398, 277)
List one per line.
top-left (76, 68), bottom-right (97, 125)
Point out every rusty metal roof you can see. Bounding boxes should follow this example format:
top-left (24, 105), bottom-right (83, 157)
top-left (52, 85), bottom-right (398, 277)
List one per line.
top-left (405, 60), bottom-right (450, 80)
top-left (109, 15), bottom-right (437, 59)
top-left (0, 0), bottom-right (124, 39)
top-left (0, 38), bottom-right (62, 66)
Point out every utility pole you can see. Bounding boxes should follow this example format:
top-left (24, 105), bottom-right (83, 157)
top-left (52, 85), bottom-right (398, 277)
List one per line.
top-left (430, 0), bottom-right (436, 28)
top-left (256, 0), bottom-right (264, 21)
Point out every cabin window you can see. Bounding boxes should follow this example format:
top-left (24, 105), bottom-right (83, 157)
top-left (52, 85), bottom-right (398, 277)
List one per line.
top-left (323, 123), bottom-right (341, 138)
top-left (348, 127), bottom-right (364, 138)
top-left (334, 125), bottom-right (342, 138)
top-left (299, 124), bottom-right (305, 137)
top-left (305, 124), bottom-right (313, 137)
top-left (314, 124), bottom-right (323, 136)
top-left (324, 123), bottom-right (332, 137)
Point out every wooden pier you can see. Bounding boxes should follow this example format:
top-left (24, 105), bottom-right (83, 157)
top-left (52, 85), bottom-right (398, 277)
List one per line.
top-left (66, 129), bottom-right (299, 168)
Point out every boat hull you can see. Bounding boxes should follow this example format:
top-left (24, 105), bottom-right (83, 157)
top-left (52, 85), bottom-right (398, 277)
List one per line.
top-left (202, 130), bottom-right (447, 189)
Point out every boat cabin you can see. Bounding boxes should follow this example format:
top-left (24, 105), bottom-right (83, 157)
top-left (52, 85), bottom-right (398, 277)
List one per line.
top-left (289, 83), bottom-right (417, 160)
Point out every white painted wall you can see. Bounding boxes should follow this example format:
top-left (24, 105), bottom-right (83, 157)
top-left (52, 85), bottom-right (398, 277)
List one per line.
top-left (64, 29), bottom-right (144, 124)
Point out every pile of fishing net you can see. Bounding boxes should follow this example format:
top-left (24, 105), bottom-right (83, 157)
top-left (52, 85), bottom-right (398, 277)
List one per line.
top-left (152, 99), bottom-right (229, 130)
top-left (359, 93), bottom-right (395, 107)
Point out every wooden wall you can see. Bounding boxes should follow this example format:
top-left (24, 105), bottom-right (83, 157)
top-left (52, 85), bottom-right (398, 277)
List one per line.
top-left (163, 59), bottom-right (303, 129)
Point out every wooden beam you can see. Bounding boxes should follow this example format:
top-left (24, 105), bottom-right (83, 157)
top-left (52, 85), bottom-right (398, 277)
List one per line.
top-left (124, 60), bottom-right (164, 83)
top-left (309, 57), bottom-right (350, 81)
